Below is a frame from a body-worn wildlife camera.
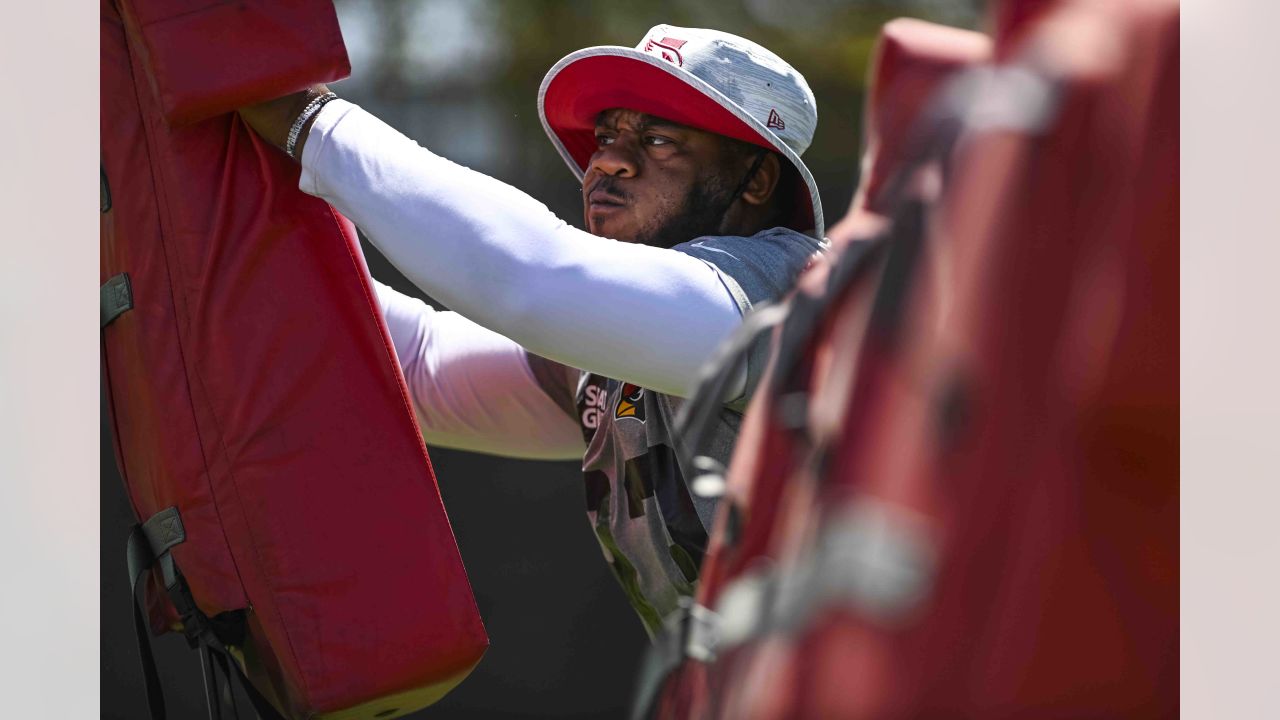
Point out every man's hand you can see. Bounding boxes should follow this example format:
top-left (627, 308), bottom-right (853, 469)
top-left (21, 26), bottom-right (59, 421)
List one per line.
top-left (239, 84), bottom-right (331, 160)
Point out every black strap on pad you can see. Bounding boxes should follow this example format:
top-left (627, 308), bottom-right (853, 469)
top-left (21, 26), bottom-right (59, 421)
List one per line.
top-left (126, 507), bottom-right (284, 720)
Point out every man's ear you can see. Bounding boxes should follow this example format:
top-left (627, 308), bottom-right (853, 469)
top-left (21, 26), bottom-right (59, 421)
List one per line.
top-left (740, 152), bottom-right (782, 207)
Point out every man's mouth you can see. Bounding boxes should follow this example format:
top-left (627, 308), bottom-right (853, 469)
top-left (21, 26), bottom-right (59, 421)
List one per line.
top-left (587, 186), bottom-right (628, 211)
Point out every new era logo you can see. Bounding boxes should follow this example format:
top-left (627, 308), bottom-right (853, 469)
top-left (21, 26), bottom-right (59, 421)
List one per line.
top-left (766, 108), bottom-right (786, 131)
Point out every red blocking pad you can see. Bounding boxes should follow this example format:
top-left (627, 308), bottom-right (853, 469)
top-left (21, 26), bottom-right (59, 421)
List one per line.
top-left (101, 1), bottom-right (487, 717)
top-left (116, 0), bottom-right (352, 125)
top-left (648, 4), bottom-right (1177, 716)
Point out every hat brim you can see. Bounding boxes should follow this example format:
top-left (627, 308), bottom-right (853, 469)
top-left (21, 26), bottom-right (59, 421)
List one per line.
top-left (538, 47), bottom-right (824, 239)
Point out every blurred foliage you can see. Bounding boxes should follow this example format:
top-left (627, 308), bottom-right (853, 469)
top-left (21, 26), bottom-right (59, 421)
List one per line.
top-left (331, 0), bottom-right (979, 233)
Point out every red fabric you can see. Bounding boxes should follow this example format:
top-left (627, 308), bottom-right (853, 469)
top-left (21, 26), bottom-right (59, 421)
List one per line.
top-left (541, 54), bottom-right (817, 234)
top-left (991, 0), bottom-right (1063, 59)
top-left (859, 19), bottom-right (991, 214)
top-left (827, 19), bottom-right (988, 247)
top-left (117, 0), bottom-right (350, 125)
top-left (654, 2), bottom-right (1178, 716)
top-left (101, 1), bottom-right (487, 716)
top-left (818, 5), bottom-right (1180, 713)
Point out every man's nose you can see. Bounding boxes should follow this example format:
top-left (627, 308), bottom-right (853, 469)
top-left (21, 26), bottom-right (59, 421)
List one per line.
top-left (587, 140), bottom-right (639, 178)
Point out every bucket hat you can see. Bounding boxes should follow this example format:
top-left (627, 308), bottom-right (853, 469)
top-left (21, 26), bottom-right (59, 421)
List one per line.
top-left (539, 24), bottom-right (824, 239)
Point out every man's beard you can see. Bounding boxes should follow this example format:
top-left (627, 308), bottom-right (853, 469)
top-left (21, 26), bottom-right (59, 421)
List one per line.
top-left (632, 172), bottom-right (737, 249)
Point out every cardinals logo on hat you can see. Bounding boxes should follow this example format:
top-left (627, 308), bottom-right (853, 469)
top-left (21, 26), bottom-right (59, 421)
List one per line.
top-left (643, 36), bottom-right (687, 66)
top-left (615, 383), bottom-right (647, 422)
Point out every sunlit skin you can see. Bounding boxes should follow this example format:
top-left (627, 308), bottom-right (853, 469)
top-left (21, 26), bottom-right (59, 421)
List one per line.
top-left (583, 108), bottom-right (783, 247)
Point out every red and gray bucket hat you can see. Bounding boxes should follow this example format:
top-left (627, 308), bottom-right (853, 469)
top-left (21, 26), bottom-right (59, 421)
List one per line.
top-left (538, 24), bottom-right (825, 240)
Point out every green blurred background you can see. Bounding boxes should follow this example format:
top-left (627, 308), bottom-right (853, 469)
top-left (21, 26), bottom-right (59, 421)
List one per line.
top-left (100, 1), bottom-right (979, 717)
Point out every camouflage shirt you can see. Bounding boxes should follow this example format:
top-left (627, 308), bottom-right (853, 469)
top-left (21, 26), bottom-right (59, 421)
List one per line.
top-left (527, 228), bottom-right (823, 635)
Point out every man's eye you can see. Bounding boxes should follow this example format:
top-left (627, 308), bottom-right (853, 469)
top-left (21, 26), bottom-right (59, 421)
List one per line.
top-left (595, 134), bottom-right (615, 146)
top-left (644, 135), bottom-right (672, 146)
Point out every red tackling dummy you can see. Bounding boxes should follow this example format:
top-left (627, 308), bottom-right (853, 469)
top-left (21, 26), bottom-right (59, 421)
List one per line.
top-left (643, 1), bottom-right (1177, 716)
top-left (101, 1), bottom-right (487, 717)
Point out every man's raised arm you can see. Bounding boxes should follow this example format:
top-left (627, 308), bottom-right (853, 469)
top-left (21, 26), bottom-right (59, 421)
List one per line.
top-left (374, 281), bottom-right (585, 461)
top-left (240, 90), bottom-right (747, 399)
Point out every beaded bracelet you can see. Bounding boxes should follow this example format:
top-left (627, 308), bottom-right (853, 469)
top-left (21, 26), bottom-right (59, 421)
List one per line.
top-left (286, 91), bottom-right (338, 159)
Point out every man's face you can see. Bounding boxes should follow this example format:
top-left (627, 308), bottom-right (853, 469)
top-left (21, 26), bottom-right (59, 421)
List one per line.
top-left (582, 108), bottom-right (744, 248)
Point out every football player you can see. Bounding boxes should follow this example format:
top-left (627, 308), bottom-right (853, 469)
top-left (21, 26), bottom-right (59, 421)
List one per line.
top-left (241, 25), bottom-right (826, 635)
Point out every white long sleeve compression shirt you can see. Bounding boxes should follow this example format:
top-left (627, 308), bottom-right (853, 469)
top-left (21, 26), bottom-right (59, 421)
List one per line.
top-left (299, 99), bottom-right (747, 399)
top-left (373, 281), bottom-right (585, 460)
